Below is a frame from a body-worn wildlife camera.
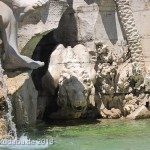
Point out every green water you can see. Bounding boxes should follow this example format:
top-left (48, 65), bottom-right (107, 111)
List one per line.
top-left (26, 119), bottom-right (150, 150)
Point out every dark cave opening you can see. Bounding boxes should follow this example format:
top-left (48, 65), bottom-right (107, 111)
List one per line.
top-left (31, 30), bottom-right (58, 91)
top-left (31, 2), bottom-right (78, 119)
top-left (31, 2), bottom-right (78, 91)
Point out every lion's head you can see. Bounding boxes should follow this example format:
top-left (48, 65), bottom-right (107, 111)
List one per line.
top-left (57, 63), bottom-right (95, 116)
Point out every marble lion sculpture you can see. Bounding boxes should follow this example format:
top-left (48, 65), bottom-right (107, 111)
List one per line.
top-left (0, 0), bottom-right (49, 70)
top-left (38, 44), bottom-right (96, 119)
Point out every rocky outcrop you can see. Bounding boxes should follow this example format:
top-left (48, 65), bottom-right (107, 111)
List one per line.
top-left (0, 71), bottom-right (38, 127)
top-left (126, 105), bottom-right (150, 120)
top-left (95, 40), bottom-right (150, 119)
top-left (86, 0), bottom-right (149, 119)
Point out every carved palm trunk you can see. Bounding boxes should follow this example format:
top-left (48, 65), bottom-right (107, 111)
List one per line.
top-left (114, 0), bottom-right (145, 70)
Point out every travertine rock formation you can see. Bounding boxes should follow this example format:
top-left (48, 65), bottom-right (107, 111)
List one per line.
top-left (126, 105), bottom-right (150, 120)
top-left (0, 71), bottom-right (38, 127)
top-left (95, 40), bottom-right (148, 119)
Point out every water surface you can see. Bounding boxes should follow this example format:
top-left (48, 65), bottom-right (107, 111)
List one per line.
top-left (29, 119), bottom-right (150, 150)
top-left (2, 119), bottom-right (150, 150)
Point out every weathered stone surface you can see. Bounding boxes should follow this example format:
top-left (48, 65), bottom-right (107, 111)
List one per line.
top-left (126, 105), bottom-right (150, 120)
top-left (0, 71), bottom-right (38, 127)
top-left (12, 75), bottom-right (38, 126)
top-left (95, 40), bottom-right (145, 118)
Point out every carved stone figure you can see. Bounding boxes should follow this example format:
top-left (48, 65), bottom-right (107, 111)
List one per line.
top-left (0, 0), bottom-right (48, 70)
top-left (49, 64), bottom-right (94, 119)
top-left (38, 44), bottom-right (96, 119)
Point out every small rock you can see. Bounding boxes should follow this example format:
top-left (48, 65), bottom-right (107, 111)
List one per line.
top-left (126, 105), bottom-right (150, 120)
